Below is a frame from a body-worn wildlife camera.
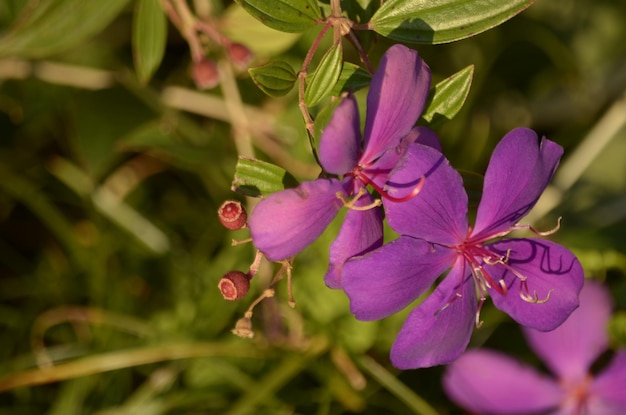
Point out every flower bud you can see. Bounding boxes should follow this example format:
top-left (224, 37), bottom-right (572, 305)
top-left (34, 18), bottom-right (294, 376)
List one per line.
top-left (218, 200), bottom-right (247, 230)
top-left (218, 270), bottom-right (250, 301)
top-left (191, 58), bottom-right (219, 90)
top-left (227, 42), bottom-right (254, 70)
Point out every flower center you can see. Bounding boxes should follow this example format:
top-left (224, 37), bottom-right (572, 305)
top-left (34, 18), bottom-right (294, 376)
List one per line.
top-left (437, 229), bottom-right (554, 327)
top-left (560, 374), bottom-right (593, 415)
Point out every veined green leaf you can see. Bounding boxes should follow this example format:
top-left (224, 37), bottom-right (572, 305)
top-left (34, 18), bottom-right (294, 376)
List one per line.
top-left (235, 0), bottom-right (321, 33)
top-left (133, 0), bottom-right (167, 84)
top-left (371, 0), bottom-right (537, 44)
top-left (421, 65), bottom-right (474, 127)
top-left (249, 60), bottom-right (298, 97)
top-left (330, 62), bottom-right (372, 96)
top-left (0, 0), bottom-right (132, 58)
top-left (304, 43), bottom-right (343, 107)
top-left (232, 157), bottom-right (300, 198)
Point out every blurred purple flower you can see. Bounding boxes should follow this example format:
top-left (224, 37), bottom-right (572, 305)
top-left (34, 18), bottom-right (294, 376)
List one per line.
top-left (444, 280), bottom-right (626, 415)
top-left (248, 44), bottom-right (436, 288)
top-left (342, 128), bottom-right (584, 368)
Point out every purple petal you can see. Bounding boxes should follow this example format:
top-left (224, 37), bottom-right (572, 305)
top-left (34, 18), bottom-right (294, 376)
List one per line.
top-left (360, 45), bottom-right (431, 164)
top-left (361, 126), bottom-right (442, 190)
top-left (473, 128), bottom-right (563, 239)
top-left (443, 349), bottom-right (563, 414)
top-left (385, 143), bottom-right (468, 245)
top-left (488, 238), bottom-right (584, 331)
top-left (324, 192), bottom-right (383, 289)
top-left (592, 351), bottom-right (626, 409)
top-left (318, 94), bottom-right (361, 175)
top-left (342, 236), bottom-right (454, 321)
top-left (523, 280), bottom-right (612, 380)
top-left (404, 126), bottom-right (442, 152)
top-left (248, 179), bottom-right (346, 261)
top-left (390, 262), bottom-right (477, 369)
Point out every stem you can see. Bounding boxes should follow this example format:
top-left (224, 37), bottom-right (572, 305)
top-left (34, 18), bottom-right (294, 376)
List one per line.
top-left (170, 0), bottom-right (204, 61)
top-left (0, 343), bottom-right (262, 392)
top-left (346, 30), bottom-right (374, 73)
top-left (298, 22), bottom-right (333, 140)
top-left (218, 59), bottom-right (255, 160)
top-left (358, 355), bottom-right (440, 415)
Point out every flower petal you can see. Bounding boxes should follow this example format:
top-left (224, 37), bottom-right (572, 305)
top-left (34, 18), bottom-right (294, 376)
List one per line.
top-left (443, 349), bottom-right (563, 415)
top-left (404, 126), bottom-right (442, 152)
top-left (488, 238), bottom-right (584, 331)
top-left (390, 262), bottom-right (477, 369)
top-left (318, 94), bottom-right (361, 175)
top-left (385, 143), bottom-right (468, 245)
top-left (342, 236), bottom-right (454, 321)
top-left (248, 179), bottom-right (346, 261)
top-left (360, 45), bottom-right (431, 164)
top-left (324, 192), bottom-right (383, 289)
top-left (523, 280), bottom-right (613, 380)
top-left (473, 128), bottom-right (563, 238)
top-left (592, 351), bottom-right (626, 409)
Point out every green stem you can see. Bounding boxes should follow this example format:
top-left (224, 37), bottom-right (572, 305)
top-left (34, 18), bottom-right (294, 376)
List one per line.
top-left (358, 355), bottom-right (440, 415)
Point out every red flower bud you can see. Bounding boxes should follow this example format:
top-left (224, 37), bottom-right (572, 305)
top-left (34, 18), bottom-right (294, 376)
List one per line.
top-left (218, 271), bottom-right (250, 300)
top-left (218, 200), bottom-right (247, 230)
top-left (191, 58), bottom-right (219, 90)
top-left (227, 42), bottom-right (254, 70)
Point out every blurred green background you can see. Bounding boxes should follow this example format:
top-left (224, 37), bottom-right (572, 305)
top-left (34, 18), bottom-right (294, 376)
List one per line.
top-left (1, 0), bottom-right (626, 413)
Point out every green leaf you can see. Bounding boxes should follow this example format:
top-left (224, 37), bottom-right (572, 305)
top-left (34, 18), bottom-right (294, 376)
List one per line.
top-left (221, 4), bottom-right (301, 56)
top-left (0, 0), bottom-right (132, 58)
top-left (304, 43), bottom-right (343, 107)
top-left (330, 62), bottom-right (372, 96)
top-left (421, 65), bottom-right (474, 127)
top-left (133, 0), bottom-right (167, 84)
top-left (234, 0), bottom-right (322, 33)
top-left (248, 60), bottom-right (298, 97)
top-left (370, 0), bottom-right (537, 44)
top-left (232, 157), bottom-right (300, 197)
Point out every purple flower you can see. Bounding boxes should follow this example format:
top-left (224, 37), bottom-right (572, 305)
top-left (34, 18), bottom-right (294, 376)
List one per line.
top-left (443, 280), bottom-right (626, 415)
top-left (248, 44), bottom-right (434, 288)
top-left (342, 128), bottom-right (584, 368)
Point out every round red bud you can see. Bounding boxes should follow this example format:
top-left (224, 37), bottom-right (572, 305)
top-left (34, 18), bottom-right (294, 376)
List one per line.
top-left (218, 270), bottom-right (250, 301)
top-left (218, 200), bottom-right (247, 230)
top-left (227, 42), bottom-right (254, 70)
top-left (191, 58), bottom-right (219, 90)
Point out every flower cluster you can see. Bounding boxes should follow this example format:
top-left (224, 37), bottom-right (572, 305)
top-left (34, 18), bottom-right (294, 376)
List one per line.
top-left (244, 44), bottom-right (584, 369)
top-left (444, 280), bottom-right (626, 414)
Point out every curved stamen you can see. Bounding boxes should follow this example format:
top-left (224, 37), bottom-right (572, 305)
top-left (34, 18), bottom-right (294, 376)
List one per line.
top-left (519, 280), bottom-right (553, 304)
top-left (435, 292), bottom-right (462, 316)
top-left (512, 217), bottom-right (562, 236)
top-left (355, 169), bottom-right (425, 203)
top-left (336, 189), bottom-right (382, 211)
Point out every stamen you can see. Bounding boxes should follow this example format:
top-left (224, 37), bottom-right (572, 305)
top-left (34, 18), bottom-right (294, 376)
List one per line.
top-left (336, 189), bottom-right (382, 211)
top-left (519, 280), bottom-right (553, 304)
top-left (355, 168), bottom-right (425, 203)
top-left (475, 297), bottom-right (485, 328)
top-left (497, 279), bottom-right (508, 294)
top-left (513, 217), bottom-right (562, 236)
top-left (435, 292), bottom-right (462, 316)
